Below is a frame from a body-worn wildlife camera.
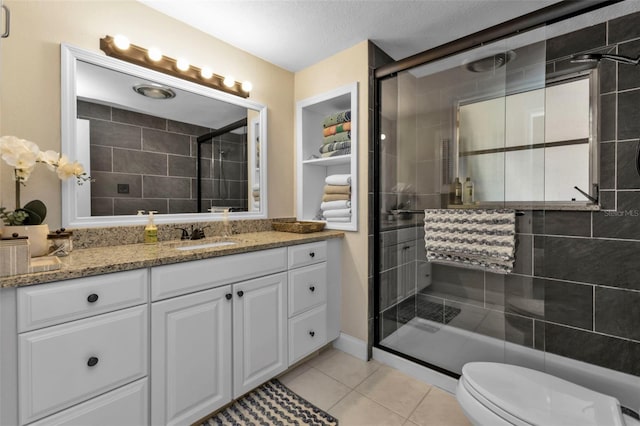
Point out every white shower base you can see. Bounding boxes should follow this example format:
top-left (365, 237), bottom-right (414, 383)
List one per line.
top-left (380, 316), bottom-right (640, 412)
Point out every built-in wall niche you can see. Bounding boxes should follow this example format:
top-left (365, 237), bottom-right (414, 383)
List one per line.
top-left (296, 83), bottom-right (358, 231)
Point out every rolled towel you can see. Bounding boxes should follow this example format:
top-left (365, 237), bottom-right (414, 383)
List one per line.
top-left (322, 121), bottom-right (351, 137)
top-left (321, 200), bottom-right (351, 210)
top-left (322, 193), bottom-right (351, 202)
top-left (323, 208), bottom-right (351, 218)
top-left (319, 140), bottom-right (351, 154)
top-left (325, 174), bottom-right (351, 185)
top-left (321, 148), bottom-right (350, 158)
top-left (323, 131), bottom-right (351, 145)
top-left (325, 216), bottom-right (351, 223)
top-left (323, 110), bottom-right (351, 128)
top-left (324, 184), bottom-right (351, 194)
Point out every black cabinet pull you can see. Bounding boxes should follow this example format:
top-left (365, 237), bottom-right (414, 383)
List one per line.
top-left (237, 290), bottom-right (244, 297)
top-left (1, 5), bottom-right (10, 39)
top-left (87, 293), bottom-right (99, 303)
top-left (309, 252), bottom-right (315, 258)
top-left (225, 293), bottom-right (232, 300)
top-left (87, 356), bottom-right (99, 367)
top-left (309, 285), bottom-right (316, 292)
top-left (309, 331), bottom-right (315, 337)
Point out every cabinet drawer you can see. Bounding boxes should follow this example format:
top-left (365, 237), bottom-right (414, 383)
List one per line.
top-left (17, 269), bottom-right (148, 332)
top-left (152, 247), bottom-right (287, 301)
top-left (28, 378), bottom-right (148, 426)
top-left (19, 305), bottom-right (148, 424)
top-left (288, 241), bottom-right (327, 268)
top-left (288, 263), bottom-right (327, 317)
top-left (288, 305), bottom-right (327, 365)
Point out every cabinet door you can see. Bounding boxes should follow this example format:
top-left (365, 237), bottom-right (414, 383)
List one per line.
top-left (233, 273), bottom-right (287, 398)
top-left (151, 286), bottom-right (232, 426)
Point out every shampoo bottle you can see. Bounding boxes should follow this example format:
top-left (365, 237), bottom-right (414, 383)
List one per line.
top-left (453, 177), bottom-right (463, 205)
top-left (463, 177), bottom-right (474, 205)
top-left (144, 211), bottom-right (158, 244)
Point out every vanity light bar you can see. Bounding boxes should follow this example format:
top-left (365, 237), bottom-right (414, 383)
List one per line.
top-left (99, 35), bottom-right (251, 98)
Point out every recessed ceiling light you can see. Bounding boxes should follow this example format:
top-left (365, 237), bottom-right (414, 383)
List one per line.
top-left (133, 84), bottom-right (176, 99)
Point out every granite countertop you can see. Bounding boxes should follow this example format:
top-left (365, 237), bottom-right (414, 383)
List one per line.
top-left (0, 230), bottom-right (344, 288)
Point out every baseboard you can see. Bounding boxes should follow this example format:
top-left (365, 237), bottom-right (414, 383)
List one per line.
top-left (372, 347), bottom-right (458, 394)
top-left (332, 333), bottom-right (368, 361)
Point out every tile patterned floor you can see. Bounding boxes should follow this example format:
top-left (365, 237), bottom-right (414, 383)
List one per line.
top-left (278, 348), bottom-right (471, 426)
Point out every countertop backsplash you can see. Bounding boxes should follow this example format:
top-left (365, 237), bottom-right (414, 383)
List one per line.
top-left (71, 217), bottom-right (291, 249)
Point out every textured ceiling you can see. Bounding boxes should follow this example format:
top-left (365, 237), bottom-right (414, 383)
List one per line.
top-left (138, 0), bottom-right (561, 72)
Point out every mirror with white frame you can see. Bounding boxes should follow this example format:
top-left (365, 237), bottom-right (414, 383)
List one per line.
top-left (61, 44), bottom-right (267, 227)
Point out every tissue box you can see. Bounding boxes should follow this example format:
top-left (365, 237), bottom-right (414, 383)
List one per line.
top-left (0, 237), bottom-right (30, 277)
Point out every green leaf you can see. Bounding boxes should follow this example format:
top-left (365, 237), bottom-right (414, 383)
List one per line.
top-left (22, 200), bottom-right (47, 224)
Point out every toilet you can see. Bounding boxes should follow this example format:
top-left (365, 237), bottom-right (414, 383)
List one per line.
top-left (456, 362), bottom-right (640, 426)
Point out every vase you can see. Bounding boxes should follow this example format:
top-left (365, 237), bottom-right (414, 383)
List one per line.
top-left (2, 224), bottom-right (50, 257)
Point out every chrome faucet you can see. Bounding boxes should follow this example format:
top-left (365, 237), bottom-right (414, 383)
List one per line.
top-left (175, 225), bottom-right (209, 240)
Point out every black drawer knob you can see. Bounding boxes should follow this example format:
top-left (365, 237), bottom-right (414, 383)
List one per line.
top-left (309, 252), bottom-right (315, 258)
top-left (87, 356), bottom-right (99, 367)
top-left (237, 290), bottom-right (244, 297)
top-left (309, 331), bottom-right (315, 337)
top-left (87, 294), bottom-right (99, 303)
top-left (225, 293), bottom-right (232, 300)
top-left (309, 286), bottom-right (316, 292)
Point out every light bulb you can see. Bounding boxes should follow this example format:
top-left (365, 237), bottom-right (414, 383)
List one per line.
top-left (241, 81), bottom-right (253, 92)
top-left (381, 133), bottom-right (387, 140)
top-left (223, 75), bottom-right (235, 88)
top-left (147, 47), bottom-right (162, 62)
top-left (176, 58), bottom-right (190, 71)
top-left (200, 67), bottom-right (213, 79)
top-left (113, 34), bottom-right (130, 50)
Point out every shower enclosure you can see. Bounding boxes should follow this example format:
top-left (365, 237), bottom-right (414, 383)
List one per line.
top-left (196, 118), bottom-right (249, 212)
top-left (372, 3), bottom-right (622, 382)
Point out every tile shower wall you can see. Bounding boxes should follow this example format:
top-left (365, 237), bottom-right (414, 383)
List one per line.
top-left (78, 101), bottom-right (247, 215)
top-left (373, 12), bottom-right (640, 377)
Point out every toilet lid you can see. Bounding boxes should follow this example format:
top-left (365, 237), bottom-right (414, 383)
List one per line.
top-left (461, 362), bottom-right (625, 426)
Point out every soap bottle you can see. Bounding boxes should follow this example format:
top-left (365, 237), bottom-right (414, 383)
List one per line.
top-left (453, 177), bottom-right (463, 205)
top-left (144, 211), bottom-right (158, 244)
top-left (463, 177), bottom-right (474, 205)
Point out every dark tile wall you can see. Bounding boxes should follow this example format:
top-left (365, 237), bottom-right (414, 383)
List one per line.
top-left (371, 12), bottom-right (640, 377)
top-left (78, 101), bottom-right (248, 215)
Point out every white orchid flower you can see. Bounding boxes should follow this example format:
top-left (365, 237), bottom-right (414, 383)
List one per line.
top-left (56, 155), bottom-right (85, 180)
top-left (38, 150), bottom-right (60, 171)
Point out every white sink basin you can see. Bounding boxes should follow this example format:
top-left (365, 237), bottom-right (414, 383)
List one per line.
top-left (172, 240), bottom-right (238, 251)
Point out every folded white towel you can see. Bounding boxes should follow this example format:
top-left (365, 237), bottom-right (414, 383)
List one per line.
top-left (252, 183), bottom-right (260, 191)
top-left (325, 174), bottom-right (351, 186)
top-left (326, 217), bottom-right (351, 223)
top-left (323, 208), bottom-right (351, 218)
top-left (321, 200), bottom-right (351, 211)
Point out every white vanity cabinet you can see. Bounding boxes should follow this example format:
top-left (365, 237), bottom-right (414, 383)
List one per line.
top-left (15, 270), bottom-right (149, 426)
top-left (0, 237), bottom-right (341, 426)
top-left (150, 248), bottom-right (289, 426)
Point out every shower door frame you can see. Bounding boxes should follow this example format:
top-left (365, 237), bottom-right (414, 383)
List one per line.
top-left (372, 0), bottom-right (622, 376)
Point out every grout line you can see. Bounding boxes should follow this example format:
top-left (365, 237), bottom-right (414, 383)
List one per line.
top-left (593, 285), bottom-right (596, 332)
top-left (543, 318), bottom-right (640, 344)
top-left (405, 388), bottom-right (432, 424)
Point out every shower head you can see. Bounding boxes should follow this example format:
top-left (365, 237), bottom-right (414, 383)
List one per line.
top-left (570, 53), bottom-right (640, 66)
top-left (464, 51), bottom-right (516, 73)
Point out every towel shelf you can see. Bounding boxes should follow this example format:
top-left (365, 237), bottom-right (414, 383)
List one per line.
top-left (296, 82), bottom-right (358, 231)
